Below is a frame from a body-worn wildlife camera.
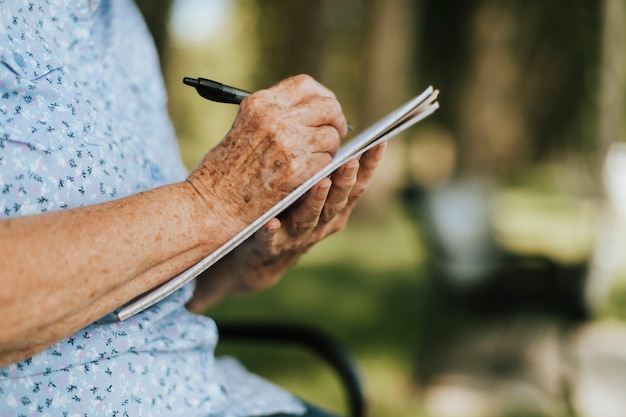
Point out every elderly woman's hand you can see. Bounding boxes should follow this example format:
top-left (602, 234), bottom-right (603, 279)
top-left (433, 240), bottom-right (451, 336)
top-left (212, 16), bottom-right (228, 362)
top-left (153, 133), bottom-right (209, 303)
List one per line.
top-left (186, 74), bottom-right (349, 239)
top-left (187, 142), bottom-right (386, 312)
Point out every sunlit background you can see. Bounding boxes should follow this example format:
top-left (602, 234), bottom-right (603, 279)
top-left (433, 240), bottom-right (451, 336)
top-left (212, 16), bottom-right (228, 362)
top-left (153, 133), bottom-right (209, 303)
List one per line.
top-left (135, 1), bottom-right (626, 416)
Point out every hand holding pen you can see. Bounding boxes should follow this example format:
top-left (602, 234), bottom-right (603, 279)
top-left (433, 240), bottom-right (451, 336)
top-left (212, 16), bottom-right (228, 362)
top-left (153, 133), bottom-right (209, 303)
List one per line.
top-left (181, 74), bottom-right (384, 311)
top-left (183, 77), bottom-right (354, 130)
top-left (183, 77), bottom-right (251, 104)
top-left (185, 74), bottom-right (349, 219)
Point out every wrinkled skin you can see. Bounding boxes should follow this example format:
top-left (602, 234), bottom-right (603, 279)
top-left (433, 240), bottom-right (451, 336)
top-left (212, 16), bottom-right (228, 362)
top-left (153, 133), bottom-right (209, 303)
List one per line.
top-left (187, 75), bottom-right (386, 311)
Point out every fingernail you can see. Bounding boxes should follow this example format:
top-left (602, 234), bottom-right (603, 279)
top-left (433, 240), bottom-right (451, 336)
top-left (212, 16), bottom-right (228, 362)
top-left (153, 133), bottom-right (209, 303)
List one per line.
top-left (317, 182), bottom-right (330, 197)
top-left (344, 163), bottom-right (358, 179)
top-left (266, 219), bottom-right (280, 233)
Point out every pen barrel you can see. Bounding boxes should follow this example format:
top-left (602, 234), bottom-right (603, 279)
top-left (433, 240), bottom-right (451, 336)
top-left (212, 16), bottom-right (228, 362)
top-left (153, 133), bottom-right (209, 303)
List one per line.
top-left (187, 77), bottom-right (251, 104)
top-left (220, 85), bottom-right (251, 104)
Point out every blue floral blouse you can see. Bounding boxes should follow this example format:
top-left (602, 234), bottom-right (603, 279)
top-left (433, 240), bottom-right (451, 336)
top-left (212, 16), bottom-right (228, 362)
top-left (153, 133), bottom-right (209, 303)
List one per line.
top-left (0, 1), bottom-right (305, 416)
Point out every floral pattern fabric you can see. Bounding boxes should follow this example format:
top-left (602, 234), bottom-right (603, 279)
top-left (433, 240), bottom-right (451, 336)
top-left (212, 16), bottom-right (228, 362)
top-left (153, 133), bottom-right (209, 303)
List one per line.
top-left (0, 1), bottom-right (305, 416)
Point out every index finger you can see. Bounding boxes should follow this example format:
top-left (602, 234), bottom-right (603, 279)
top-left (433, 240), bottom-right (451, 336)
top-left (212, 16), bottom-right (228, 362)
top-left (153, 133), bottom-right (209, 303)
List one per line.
top-left (264, 74), bottom-right (337, 107)
top-left (285, 96), bottom-right (348, 139)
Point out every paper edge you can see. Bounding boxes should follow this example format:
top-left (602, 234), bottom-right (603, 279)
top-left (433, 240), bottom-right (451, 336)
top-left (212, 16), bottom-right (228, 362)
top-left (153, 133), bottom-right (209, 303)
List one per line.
top-left (118, 87), bottom-right (439, 321)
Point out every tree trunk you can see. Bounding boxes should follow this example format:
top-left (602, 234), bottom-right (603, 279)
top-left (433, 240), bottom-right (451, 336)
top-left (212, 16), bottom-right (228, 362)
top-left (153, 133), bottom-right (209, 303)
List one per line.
top-left (360, 0), bottom-right (419, 124)
top-left (358, 0), bottom-right (420, 214)
top-left (598, 0), bottom-right (625, 156)
top-left (252, 0), bottom-right (325, 86)
top-left (456, 0), bottom-right (531, 177)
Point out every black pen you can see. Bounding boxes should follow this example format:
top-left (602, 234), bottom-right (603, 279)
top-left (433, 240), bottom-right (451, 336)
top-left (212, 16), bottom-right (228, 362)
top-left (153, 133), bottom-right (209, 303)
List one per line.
top-left (183, 77), bottom-right (354, 130)
top-left (183, 77), bottom-right (251, 104)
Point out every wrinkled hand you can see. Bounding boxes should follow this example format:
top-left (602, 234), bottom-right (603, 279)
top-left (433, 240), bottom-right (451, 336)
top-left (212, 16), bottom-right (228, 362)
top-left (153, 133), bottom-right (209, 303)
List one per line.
top-left (186, 75), bottom-right (348, 235)
top-left (187, 142), bottom-right (386, 312)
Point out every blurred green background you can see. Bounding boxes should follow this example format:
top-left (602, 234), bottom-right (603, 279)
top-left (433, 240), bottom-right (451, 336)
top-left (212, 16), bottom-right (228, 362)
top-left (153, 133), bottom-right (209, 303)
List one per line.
top-left (136, 1), bottom-right (626, 416)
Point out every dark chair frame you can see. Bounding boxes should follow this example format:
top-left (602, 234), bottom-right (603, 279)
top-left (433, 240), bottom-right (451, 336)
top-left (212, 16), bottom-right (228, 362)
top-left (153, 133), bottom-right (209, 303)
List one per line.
top-left (217, 321), bottom-right (366, 417)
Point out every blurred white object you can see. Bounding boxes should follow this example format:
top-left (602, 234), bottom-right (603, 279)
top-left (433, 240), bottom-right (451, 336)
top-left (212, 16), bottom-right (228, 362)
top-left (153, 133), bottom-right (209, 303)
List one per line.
top-left (585, 142), bottom-right (626, 314)
top-left (570, 320), bottom-right (626, 417)
top-left (425, 180), bottom-right (497, 287)
top-left (603, 142), bottom-right (626, 218)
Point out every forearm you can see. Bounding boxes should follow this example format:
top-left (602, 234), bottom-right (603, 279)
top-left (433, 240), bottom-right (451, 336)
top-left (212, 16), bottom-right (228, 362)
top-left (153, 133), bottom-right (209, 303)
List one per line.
top-left (0, 244), bottom-right (210, 366)
top-left (0, 181), bottom-right (237, 361)
top-left (0, 74), bottom-right (352, 365)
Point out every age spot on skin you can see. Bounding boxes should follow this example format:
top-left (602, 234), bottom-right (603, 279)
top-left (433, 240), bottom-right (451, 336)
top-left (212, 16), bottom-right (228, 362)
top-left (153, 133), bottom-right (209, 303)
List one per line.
top-left (244, 194), bottom-right (251, 203)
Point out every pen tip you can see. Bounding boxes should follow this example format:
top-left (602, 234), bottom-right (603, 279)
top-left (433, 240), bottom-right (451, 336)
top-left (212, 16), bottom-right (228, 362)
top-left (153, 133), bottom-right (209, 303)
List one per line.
top-left (183, 77), bottom-right (198, 87)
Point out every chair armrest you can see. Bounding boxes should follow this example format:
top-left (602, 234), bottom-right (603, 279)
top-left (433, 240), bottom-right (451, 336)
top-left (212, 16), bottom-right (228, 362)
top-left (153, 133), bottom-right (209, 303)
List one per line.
top-left (216, 321), bottom-right (366, 417)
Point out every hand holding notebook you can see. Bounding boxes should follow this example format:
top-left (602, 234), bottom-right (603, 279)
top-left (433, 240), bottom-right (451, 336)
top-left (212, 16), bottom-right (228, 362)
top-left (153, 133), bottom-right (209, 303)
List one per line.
top-left (118, 80), bottom-right (439, 320)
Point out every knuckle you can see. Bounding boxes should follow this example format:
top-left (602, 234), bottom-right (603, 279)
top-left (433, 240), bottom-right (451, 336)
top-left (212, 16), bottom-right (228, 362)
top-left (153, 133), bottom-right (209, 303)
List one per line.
top-left (292, 73), bottom-right (315, 86)
top-left (320, 123), bottom-right (340, 138)
top-left (292, 219), bottom-right (316, 233)
top-left (247, 88), bottom-right (271, 104)
top-left (325, 96), bottom-right (342, 111)
top-left (321, 208), bottom-right (339, 223)
top-left (239, 93), bottom-right (261, 114)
